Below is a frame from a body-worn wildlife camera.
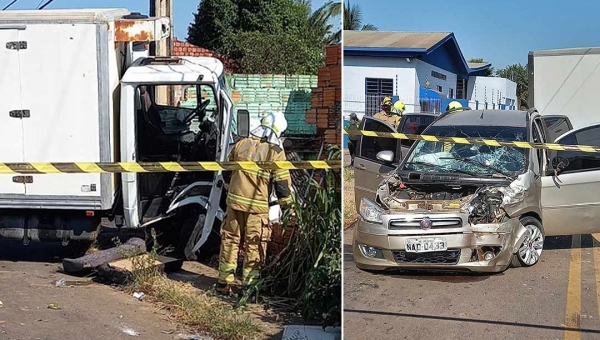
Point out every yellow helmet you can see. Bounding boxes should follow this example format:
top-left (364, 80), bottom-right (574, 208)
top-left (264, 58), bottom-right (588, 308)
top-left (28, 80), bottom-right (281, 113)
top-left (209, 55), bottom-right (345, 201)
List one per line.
top-left (392, 100), bottom-right (405, 114)
top-left (380, 97), bottom-right (393, 106)
top-left (446, 101), bottom-right (463, 113)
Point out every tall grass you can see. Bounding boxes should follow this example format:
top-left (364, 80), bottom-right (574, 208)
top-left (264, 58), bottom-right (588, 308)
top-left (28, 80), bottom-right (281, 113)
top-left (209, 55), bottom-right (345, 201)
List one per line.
top-left (246, 146), bottom-right (342, 327)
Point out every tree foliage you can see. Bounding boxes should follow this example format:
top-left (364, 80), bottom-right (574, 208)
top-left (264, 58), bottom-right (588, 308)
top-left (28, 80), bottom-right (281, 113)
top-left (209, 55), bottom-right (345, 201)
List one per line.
top-left (496, 63), bottom-right (528, 108)
top-left (343, 0), bottom-right (377, 31)
top-left (188, 0), bottom-right (341, 74)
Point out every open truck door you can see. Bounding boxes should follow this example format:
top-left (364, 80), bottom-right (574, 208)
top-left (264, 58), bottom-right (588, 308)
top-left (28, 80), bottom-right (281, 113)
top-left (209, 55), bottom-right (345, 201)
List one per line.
top-left (353, 117), bottom-right (401, 212)
top-left (541, 123), bottom-right (600, 236)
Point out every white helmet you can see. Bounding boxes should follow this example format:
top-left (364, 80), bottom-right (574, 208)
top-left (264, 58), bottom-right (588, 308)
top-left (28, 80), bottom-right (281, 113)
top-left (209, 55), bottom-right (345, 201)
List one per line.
top-left (250, 111), bottom-right (288, 146)
top-left (260, 111), bottom-right (287, 138)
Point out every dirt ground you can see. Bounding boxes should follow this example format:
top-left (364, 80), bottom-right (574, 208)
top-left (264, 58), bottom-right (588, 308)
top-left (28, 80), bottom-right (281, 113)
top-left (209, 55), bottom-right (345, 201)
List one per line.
top-left (0, 241), bottom-right (288, 340)
top-left (343, 149), bottom-right (358, 230)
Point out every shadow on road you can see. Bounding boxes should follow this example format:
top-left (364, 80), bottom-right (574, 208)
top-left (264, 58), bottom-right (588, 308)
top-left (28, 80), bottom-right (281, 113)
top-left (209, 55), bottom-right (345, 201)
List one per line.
top-left (344, 308), bottom-right (600, 334)
top-left (0, 240), bottom-right (62, 263)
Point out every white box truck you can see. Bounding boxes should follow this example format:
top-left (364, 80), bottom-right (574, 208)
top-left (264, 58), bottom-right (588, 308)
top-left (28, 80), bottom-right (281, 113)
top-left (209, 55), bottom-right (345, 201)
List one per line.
top-left (0, 9), bottom-right (247, 259)
top-left (529, 47), bottom-right (600, 130)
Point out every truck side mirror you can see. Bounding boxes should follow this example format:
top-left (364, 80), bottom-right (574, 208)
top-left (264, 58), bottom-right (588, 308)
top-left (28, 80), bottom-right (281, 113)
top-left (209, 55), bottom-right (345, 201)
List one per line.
top-left (376, 150), bottom-right (395, 164)
top-left (237, 109), bottom-right (250, 138)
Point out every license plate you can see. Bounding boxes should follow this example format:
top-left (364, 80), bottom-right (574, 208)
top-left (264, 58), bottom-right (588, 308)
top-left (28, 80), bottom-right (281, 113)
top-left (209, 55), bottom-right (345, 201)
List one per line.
top-left (405, 238), bottom-right (447, 253)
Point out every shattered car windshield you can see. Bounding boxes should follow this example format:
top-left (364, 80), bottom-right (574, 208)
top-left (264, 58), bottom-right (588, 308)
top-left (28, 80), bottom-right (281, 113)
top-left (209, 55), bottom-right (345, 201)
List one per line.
top-left (402, 125), bottom-right (528, 175)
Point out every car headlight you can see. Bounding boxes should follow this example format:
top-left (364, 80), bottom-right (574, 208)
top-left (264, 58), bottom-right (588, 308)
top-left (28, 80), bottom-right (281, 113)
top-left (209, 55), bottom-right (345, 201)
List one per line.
top-left (359, 197), bottom-right (383, 224)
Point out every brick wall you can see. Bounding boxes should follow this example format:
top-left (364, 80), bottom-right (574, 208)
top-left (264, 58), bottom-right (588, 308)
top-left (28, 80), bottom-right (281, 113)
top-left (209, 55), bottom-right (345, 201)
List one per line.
top-left (172, 38), bottom-right (239, 73)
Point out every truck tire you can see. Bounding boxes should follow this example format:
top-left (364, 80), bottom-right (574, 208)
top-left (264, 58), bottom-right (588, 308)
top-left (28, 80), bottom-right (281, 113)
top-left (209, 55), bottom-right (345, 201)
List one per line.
top-left (169, 207), bottom-right (221, 261)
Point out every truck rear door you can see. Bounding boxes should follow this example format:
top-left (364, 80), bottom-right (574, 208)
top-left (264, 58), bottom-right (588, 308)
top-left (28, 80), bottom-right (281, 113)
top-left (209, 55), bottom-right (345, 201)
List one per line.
top-left (17, 23), bottom-right (103, 197)
top-left (0, 27), bottom-right (25, 194)
top-left (353, 117), bottom-right (400, 211)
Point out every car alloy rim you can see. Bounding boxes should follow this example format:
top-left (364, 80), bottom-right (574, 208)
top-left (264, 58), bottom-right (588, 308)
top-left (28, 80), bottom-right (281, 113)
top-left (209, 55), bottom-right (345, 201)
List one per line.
top-left (518, 224), bottom-right (544, 265)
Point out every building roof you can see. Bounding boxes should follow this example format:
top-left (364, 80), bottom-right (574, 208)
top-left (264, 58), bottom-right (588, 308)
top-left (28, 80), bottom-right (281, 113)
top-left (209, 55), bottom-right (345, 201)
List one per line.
top-left (343, 31), bottom-right (492, 78)
top-left (344, 31), bottom-right (451, 49)
top-left (121, 56), bottom-right (224, 84)
top-left (468, 62), bottom-right (491, 70)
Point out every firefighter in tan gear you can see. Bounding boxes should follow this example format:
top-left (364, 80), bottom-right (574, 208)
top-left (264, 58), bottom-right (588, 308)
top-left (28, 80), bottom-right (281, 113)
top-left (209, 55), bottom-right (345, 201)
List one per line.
top-left (373, 97), bottom-right (402, 130)
top-left (217, 111), bottom-right (293, 294)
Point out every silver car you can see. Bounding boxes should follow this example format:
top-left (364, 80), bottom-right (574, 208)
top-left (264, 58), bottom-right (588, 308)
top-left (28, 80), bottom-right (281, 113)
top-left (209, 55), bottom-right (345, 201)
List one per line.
top-left (352, 109), bottom-right (600, 272)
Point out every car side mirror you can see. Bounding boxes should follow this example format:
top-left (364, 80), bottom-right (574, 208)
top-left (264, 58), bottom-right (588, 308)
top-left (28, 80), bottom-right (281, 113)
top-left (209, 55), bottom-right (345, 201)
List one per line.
top-left (376, 150), bottom-right (395, 164)
top-left (551, 156), bottom-right (569, 175)
top-left (237, 109), bottom-right (250, 138)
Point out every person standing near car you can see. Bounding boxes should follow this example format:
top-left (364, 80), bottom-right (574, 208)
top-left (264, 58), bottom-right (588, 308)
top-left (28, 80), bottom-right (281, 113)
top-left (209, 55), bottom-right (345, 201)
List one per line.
top-left (346, 112), bottom-right (361, 166)
top-left (217, 111), bottom-right (293, 295)
top-left (373, 97), bottom-right (402, 130)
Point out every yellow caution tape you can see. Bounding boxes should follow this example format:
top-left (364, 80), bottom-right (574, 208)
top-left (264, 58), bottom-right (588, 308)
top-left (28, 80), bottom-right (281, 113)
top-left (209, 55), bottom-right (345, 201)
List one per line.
top-left (343, 130), bottom-right (600, 153)
top-left (0, 161), bottom-right (341, 174)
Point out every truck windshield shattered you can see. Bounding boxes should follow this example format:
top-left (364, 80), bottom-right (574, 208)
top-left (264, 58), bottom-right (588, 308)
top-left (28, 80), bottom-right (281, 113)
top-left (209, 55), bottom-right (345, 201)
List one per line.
top-left (402, 125), bottom-right (528, 176)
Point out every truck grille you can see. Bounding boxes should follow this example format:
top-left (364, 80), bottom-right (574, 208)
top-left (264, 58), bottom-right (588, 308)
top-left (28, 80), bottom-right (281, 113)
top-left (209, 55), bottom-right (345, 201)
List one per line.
top-left (392, 250), bottom-right (461, 265)
top-left (389, 217), bottom-right (462, 230)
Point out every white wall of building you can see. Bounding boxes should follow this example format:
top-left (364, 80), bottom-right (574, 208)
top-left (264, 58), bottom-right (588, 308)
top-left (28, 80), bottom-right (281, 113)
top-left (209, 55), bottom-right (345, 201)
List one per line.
top-left (414, 59), bottom-right (457, 99)
top-left (467, 76), bottom-right (517, 107)
top-left (343, 56), bottom-right (418, 119)
top-left (343, 56), bottom-right (458, 119)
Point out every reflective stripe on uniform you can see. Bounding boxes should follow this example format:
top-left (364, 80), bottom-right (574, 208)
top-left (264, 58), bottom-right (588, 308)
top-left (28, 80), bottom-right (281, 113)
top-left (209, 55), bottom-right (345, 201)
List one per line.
top-left (273, 170), bottom-right (290, 180)
top-left (242, 269), bottom-right (260, 285)
top-left (243, 169), bottom-right (271, 179)
top-left (218, 262), bottom-right (237, 284)
top-left (227, 192), bottom-right (269, 208)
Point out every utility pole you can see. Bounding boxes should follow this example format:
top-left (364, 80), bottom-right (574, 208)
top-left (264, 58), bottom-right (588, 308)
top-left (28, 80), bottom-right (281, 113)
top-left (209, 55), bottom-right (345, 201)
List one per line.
top-left (150, 0), bottom-right (173, 104)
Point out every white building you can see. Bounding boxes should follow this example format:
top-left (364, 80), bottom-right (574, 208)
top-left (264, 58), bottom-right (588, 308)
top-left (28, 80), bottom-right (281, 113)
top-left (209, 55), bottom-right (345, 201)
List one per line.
top-left (467, 75), bottom-right (517, 108)
top-left (343, 31), bottom-right (517, 119)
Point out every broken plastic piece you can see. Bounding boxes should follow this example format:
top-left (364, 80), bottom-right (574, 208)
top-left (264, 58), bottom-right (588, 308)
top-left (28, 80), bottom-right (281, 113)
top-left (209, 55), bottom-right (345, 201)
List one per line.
top-left (120, 327), bottom-right (140, 336)
top-left (55, 278), bottom-right (67, 287)
top-left (132, 292), bottom-right (145, 300)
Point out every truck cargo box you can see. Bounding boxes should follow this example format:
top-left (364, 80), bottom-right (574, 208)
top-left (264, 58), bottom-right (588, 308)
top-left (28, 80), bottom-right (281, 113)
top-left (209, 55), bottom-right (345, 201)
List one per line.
top-left (0, 9), bottom-right (128, 210)
top-left (529, 47), bottom-right (600, 129)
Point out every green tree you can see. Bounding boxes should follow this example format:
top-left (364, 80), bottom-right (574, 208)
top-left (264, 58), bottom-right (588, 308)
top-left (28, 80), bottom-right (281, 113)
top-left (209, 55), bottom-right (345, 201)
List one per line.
top-left (188, 0), bottom-right (339, 74)
top-left (187, 0), bottom-right (237, 55)
top-left (343, 0), bottom-right (377, 31)
top-left (468, 58), bottom-right (494, 77)
top-left (303, 1), bottom-right (342, 44)
top-left (496, 63), bottom-right (528, 108)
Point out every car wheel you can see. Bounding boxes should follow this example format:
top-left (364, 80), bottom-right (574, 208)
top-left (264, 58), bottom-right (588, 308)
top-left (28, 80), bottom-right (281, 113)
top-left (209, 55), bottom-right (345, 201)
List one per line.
top-left (511, 216), bottom-right (544, 268)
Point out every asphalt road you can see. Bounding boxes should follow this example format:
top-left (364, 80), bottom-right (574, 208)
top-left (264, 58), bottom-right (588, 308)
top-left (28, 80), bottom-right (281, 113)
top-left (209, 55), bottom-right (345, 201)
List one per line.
top-left (343, 227), bottom-right (600, 340)
top-left (0, 241), bottom-right (177, 340)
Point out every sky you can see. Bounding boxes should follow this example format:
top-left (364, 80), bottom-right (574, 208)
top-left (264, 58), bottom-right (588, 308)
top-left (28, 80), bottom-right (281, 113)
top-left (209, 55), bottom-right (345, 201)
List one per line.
top-left (350, 0), bottom-right (600, 69)
top-left (7, 0), bottom-right (338, 40)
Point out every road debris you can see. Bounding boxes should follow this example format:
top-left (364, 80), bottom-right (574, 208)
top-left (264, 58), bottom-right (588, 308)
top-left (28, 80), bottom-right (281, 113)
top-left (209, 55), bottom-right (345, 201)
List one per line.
top-left (62, 237), bottom-right (147, 274)
top-left (0, 300), bottom-right (3, 308)
top-left (47, 303), bottom-right (60, 310)
top-left (174, 334), bottom-right (213, 340)
top-left (132, 292), bottom-right (145, 300)
top-left (120, 327), bottom-right (140, 336)
top-left (55, 278), bottom-right (94, 287)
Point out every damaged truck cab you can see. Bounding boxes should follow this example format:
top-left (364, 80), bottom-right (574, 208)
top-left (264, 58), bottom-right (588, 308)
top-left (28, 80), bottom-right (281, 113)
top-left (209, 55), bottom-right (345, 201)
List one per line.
top-left (0, 9), bottom-right (249, 260)
top-left (353, 109), bottom-right (600, 272)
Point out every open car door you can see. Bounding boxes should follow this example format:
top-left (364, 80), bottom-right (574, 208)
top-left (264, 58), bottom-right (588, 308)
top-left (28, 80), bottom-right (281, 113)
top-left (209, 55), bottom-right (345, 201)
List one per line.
top-left (540, 115), bottom-right (573, 143)
top-left (353, 117), bottom-right (401, 211)
top-left (541, 123), bottom-right (600, 236)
